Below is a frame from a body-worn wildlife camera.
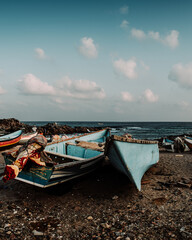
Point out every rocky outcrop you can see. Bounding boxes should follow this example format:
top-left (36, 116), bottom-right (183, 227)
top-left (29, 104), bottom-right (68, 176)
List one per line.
top-left (0, 118), bottom-right (102, 135)
top-left (0, 118), bottom-right (33, 133)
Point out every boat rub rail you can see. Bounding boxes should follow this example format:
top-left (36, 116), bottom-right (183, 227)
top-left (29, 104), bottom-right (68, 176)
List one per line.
top-left (111, 135), bottom-right (158, 144)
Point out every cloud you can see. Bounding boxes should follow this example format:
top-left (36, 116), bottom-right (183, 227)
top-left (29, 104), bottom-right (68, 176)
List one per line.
top-left (120, 20), bottom-right (129, 29)
top-left (113, 58), bottom-right (137, 79)
top-left (18, 74), bottom-right (106, 100)
top-left (120, 5), bottom-right (129, 14)
top-left (18, 74), bottom-right (55, 95)
top-left (121, 91), bottom-right (134, 102)
top-left (148, 31), bottom-right (160, 40)
top-left (56, 76), bottom-right (106, 99)
top-left (142, 89), bottom-right (159, 102)
top-left (140, 61), bottom-right (150, 71)
top-left (78, 37), bottom-right (98, 58)
top-left (35, 48), bottom-right (47, 59)
top-left (0, 86), bottom-right (6, 94)
top-left (52, 98), bottom-right (64, 104)
top-left (131, 29), bottom-right (146, 40)
top-left (131, 28), bottom-right (179, 48)
top-left (163, 30), bottom-right (179, 48)
top-left (168, 63), bottom-right (192, 88)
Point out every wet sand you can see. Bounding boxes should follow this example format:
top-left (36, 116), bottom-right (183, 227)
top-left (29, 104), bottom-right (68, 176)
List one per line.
top-left (0, 150), bottom-right (192, 239)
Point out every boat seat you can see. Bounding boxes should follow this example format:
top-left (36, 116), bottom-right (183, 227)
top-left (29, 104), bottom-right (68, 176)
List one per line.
top-left (65, 142), bottom-right (103, 159)
top-left (74, 140), bottom-right (105, 151)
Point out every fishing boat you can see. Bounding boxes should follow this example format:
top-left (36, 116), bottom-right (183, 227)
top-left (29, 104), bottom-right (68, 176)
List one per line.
top-left (162, 137), bottom-right (189, 152)
top-left (2, 128), bottom-right (110, 188)
top-left (0, 130), bottom-right (22, 149)
top-left (183, 136), bottom-right (192, 150)
top-left (162, 138), bottom-right (175, 152)
top-left (105, 135), bottom-right (159, 191)
top-left (19, 132), bottom-right (38, 144)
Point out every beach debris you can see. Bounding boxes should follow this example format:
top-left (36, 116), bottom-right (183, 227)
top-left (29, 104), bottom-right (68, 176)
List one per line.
top-left (141, 179), bottom-right (151, 185)
top-left (112, 195), bottom-right (119, 200)
top-left (158, 180), bottom-right (192, 189)
top-left (32, 230), bottom-right (44, 236)
top-left (152, 197), bottom-right (167, 205)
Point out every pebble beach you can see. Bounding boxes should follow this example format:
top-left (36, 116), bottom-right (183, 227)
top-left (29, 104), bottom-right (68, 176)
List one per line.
top-left (0, 149), bottom-right (192, 240)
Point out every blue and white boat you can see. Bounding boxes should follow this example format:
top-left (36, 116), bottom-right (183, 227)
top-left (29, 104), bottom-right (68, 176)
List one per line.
top-left (3, 128), bottom-right (110, 188)
top-left (105, 135), bottom-right (159, 191)
top-left (162, 138), bottom-right (175, 152)
top-left (162, 137), bottom-right (189, 152)
top-left (183, 136), bottom-right (192, 151)
top-left (0, 130), bottom-right (22, 149)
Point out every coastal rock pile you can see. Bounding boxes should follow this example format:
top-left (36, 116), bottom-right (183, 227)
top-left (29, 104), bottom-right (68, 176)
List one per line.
top-left (35, 123), bottom-right (102, 135)
top-left (0, 118), bottom-right (33, 133)
top-left (0, 118), bottom-right (102, 135)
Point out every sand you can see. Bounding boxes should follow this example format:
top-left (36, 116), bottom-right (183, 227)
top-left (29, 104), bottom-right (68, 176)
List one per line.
top-left (0, 150), bottom-right (192, 239)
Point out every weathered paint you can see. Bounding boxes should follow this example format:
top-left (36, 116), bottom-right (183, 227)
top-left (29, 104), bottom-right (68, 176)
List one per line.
top-left (3, 128), bottom-right (109, 188)
top-left (106, 136), bottom-right (159, 191)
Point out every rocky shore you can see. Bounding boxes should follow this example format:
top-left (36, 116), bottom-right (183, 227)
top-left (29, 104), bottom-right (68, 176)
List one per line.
top-left (0, 150), bottom-right (192, 240)
top-left (0, 118), bottom-right (102, 136)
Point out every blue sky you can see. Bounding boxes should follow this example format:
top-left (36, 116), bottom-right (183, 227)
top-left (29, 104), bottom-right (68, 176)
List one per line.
top-left (0, 0), bottom-right (192, 121)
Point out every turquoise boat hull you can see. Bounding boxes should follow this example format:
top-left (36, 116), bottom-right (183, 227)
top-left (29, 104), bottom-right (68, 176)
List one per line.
top-left (45, 128), bottom-right (110, 154)
top-left (105, 135), bottom-right (159, 191)
top-left (3, 128), bottom-right (110, 188)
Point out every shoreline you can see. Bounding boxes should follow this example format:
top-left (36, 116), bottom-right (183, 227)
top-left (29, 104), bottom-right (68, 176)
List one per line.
top-left (1, 118), bottom-right (192, 142)
top-left (0, 150), bottom-right (191, 239)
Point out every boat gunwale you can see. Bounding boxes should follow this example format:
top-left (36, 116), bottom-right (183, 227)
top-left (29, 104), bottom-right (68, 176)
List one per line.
top-left (46, 128), bottom-right (110, 145)
top-left (111, 135), bottom-right (158, 144)
top-left (0, 130), bottom-right (22, 143)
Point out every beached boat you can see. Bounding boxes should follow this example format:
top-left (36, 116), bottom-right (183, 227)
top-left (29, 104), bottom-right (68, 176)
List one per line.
top-left (162, 137), bottom-right (189, 152)
top-left (0, 130), bottom-right (22, 149)
top-left (19, 132), bottom-right (38, 144)
top-left (183, 136), bottom-right (192, 150)
top-left (162, 138), bottom-right (175, 152)
top-left (105, 135), bottom-right (159, 191)
top-left (2, 128), bottom-right (110, 188)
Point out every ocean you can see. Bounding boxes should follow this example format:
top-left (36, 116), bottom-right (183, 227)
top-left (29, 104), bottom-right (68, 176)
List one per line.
top-left (22, 121), bottom-right (192, 140)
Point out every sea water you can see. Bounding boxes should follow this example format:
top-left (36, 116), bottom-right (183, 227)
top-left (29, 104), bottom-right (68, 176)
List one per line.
top-left (22, 121), bottom-right (192, 140)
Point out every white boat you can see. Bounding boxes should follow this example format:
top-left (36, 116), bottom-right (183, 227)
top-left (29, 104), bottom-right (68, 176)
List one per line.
top-left (19, 132), bottom-right (38, 144)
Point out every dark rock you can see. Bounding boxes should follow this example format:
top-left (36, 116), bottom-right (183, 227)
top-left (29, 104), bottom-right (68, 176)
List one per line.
top-left (0, 118), bottom-right (102, 136)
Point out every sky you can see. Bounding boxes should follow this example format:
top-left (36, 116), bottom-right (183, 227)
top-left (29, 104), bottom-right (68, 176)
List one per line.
top-left (0, 0), bottom-right (192, 121)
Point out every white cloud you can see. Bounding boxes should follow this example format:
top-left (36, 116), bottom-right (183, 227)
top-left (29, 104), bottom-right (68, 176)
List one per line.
top-left (121, 91), bottom-right (134, 102)
top-left (113, 58), bottom-right (137, 79)
top-left (18, 74), bottom-right (55, 95)
top-left (163, 30), bottom-right (179, 49)
top-left (131, 28), bottom-right (179, 48)
top-left (78, 37), bottom-right (98, 58)
top-left (0, 86), bottom-right (6, 94)
top-left (140, 61), bottom-right (150, 71)
top-left (148, 31), bottom-right (160, 40)
top-left (35, 48), bottom-right (47, 59)
top-left (120, 5), bottom-right (129, 14)
top-left (168, 63), bottom-right (192, 88)
top-left (142, 89), bottom-right (159, 102)
top-left (52, 98), bottom-right (64, 104)
top-left (57, 76), bottom-right (106, 99)
top-left (131, 28), bottom-right (146, 40)
top-left (120, 20), bottom-right (129, 29)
